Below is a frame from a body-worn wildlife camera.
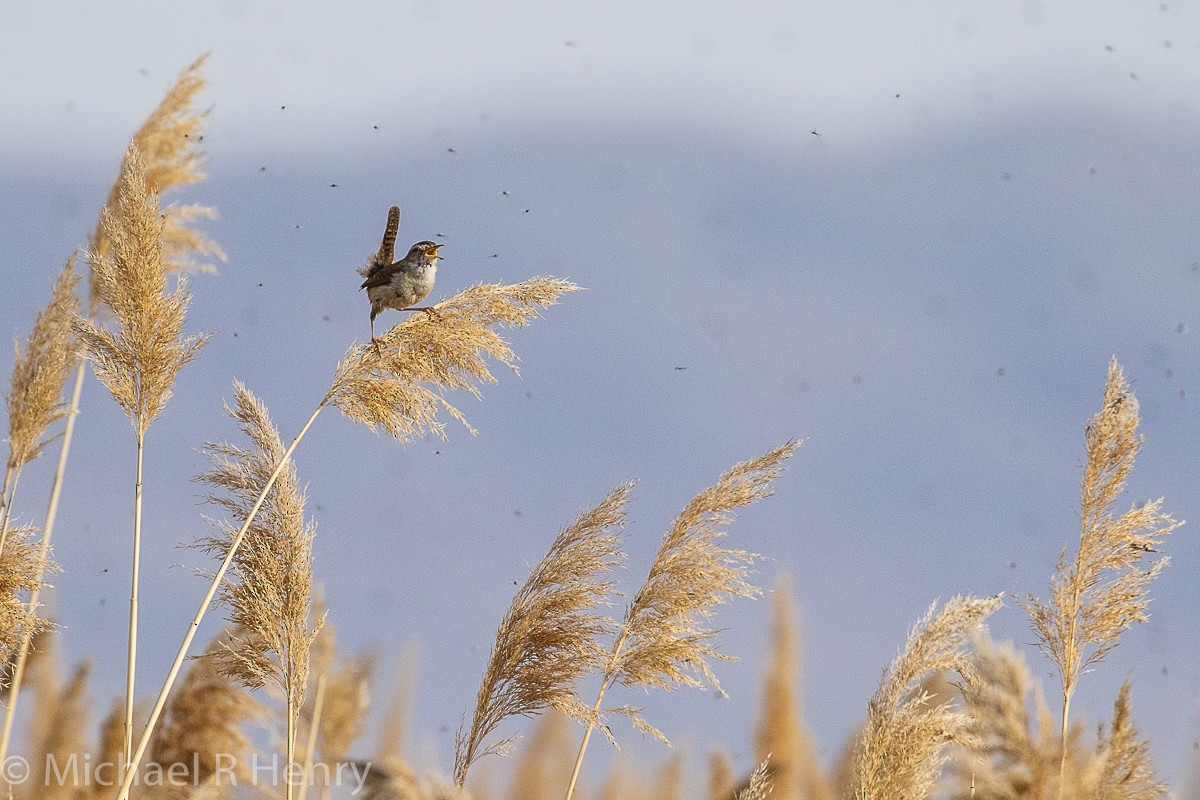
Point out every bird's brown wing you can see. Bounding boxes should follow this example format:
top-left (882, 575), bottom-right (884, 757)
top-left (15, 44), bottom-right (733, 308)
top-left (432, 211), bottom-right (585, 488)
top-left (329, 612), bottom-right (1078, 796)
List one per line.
top-left (361, 262), bottom-right (400, 290)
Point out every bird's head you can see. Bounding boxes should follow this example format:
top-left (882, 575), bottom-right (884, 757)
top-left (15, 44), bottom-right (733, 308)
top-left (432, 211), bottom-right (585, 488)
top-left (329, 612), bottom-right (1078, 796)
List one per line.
top-left (407, 241), bottom-right (443, 264)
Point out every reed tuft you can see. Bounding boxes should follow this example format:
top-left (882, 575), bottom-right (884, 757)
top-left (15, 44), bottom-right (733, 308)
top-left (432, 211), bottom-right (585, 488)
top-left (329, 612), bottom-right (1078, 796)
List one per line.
top-left (850, 593), bottom-right (1003, 800)
top-left (195, 382), bottom-right (321, 798)
top-left (196, 382), bottom-right (320, 697)
top-left (76, 145), bottom-right (210, 432)
top-left (325, 277), bottom-right (578, 441)
top-left (1021, 358), bottom-right (1179, 797)
top-left (149, 634), bottom-right (264, 789)
top-left (736, 758), bottom-right (775, 800)
top-left (5, 258), bottom-right (81, 473)
top-left (1090, 681), bottom-right (1167, 800)
top-left (90, 54), bottom-right (223, 307)
top-left (453, 483), bottom-right (630, 786)
top-left (611, 441), bottom-right (798, 709)
top-left (0, 525), bottom-right (51, 663)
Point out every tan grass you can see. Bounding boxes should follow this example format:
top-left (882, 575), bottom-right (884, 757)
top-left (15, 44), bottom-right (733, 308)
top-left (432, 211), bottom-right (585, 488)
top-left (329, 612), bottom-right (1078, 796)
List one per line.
top-left (1087, 681), bottom-right (1167, 800)
top-left (0, 257), bottom-right (81, 758)
top-left (1021, 358), bottom-right (1179, 797)
top-left (849, 594), bottom-right (1003, 800)
top-left (89, 54), bottom-right (223, 309)
top-left (956, 634), bottom-right (1065, 800)
top-left (4, 257), bottom-right (81, 478)
top-left (118, 276), bottom-right (575, 800)
top-left (21, 659), bottom-right (91, 800)
top-left (564, 442), bottom-right (799, 800)
top-left (506, 711), bottom-right (575, 800)
top-left (736, 759), bottom-right (775, 800)
top-left (195, 382), bottom-right (322, 798)
top-left (0, 525), bottom-right (51, 666)
top-left (76, 145), bottom-right (210, 432)
top-left (148, 633), bottom-right (264, 793)
top-left (453, 483), bottom-right (630, 786)
top-left (75, 143), bottom-right (210, 771)
top-left (656, 753), bottom-right (683, 800)
top-left (709, 749), bottom-right (734, 800)
top-left (754, 576), bottom-right (832, 800)
top-left (318, 652), bottom-right (376, 764)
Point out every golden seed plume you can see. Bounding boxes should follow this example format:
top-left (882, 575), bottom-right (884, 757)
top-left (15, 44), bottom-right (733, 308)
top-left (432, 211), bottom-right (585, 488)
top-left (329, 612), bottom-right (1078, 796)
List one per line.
top-left (24, 659), bottom-right (91, 800)
top-left (0, 524), bottom-right (52, 664)
top-left (453, 483), bottom-right (630, 786)
top-left (708, 749), bottom-right (735, 800)
top-left (849, 594), bottom-right (1003, 800)
top-left (90, 54), bottom-right (223, 307)
top-left (506, 711), bottom-right (575, 800)
top-left (5, 258), bottom-right (81, 471)
top-left (75, 146), bottom-right (210, 431)
top-left (325, 277), bottom-right (578, 441)
top-left (736, 758), bottom-right (775, 800)
top-left (149, 633), bottom-right (265, 788)
top-left (1089, 681), bottom-right (1167, 800)
top-left (754, 576), bottom-right (833, 800)
top-left (608, 442), bottom-right (799, 730)
top-left (1023, 359), bottom-right (1179, 703)
top-left (196, 382), bottom-right (320, 698)
top-left (318, 652), bottom-right (376, 765)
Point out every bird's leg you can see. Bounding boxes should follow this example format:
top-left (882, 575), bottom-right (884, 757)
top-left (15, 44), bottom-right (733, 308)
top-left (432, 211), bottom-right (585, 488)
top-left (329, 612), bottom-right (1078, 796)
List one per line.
top-left (405, 305), bottom-right (441, 320)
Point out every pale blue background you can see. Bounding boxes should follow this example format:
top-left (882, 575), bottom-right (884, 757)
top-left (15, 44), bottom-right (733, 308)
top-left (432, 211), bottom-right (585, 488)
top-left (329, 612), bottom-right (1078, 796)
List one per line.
top-left (2, 1), bottom-right (1200, 794)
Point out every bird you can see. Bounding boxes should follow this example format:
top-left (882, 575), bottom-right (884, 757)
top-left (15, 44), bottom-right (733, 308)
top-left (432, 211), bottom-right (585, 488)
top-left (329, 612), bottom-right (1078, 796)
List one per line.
top-left (357, 206), bottom-right (443, 341)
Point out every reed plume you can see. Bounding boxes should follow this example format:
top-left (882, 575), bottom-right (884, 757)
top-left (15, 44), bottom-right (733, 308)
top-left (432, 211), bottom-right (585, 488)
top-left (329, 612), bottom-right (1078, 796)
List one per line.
top-left (318, 652), bottom-right (375, 764)
top-left (149, 633), bottom-right (264, 792)
top-left (506, 712), bottom-right (575, 800)
top-left (75, 143), bottom-right (209, 771)
top-left (453, 483), bottom-right (630, 786)
top-left (849, 594), bottom-right (1003, 800)
top-left (564, 442), bottom-right (799, 800)
top-left (736, 759), bottom-right (775, 800)
top-left (0, 525), bottom-right (50, 670)
top-left (0, 259), bottom-right (79, 693)
top-left (195, 383), bottom-right (321, 799)
top-left (1022, 358), bottom-right (1179, 798)
top-left (326, 277), bottom-right (578, 440)
top-left (89, 53), bottom-right (223, 308)
top-left (709, 749), bottom-right (734, 800)
top-left (1089, 681), bottom-right (1167, 800)
top-left (955, 634), bottom-right (1063, 800)
top-left (754, 576), bottom-right (832, 800)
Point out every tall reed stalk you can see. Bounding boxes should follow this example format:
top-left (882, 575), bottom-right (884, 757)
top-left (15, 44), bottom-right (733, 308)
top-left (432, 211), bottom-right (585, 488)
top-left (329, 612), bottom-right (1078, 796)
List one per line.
top-left (74, 148), bottom-right (210, 768)
top-left (1022, 359), bottom-right (1178, 800)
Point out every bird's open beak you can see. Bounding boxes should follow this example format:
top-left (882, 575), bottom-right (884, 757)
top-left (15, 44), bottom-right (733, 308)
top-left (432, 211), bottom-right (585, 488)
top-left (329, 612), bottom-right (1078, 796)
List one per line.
top-left (429, 245), bottom-right (443, 257)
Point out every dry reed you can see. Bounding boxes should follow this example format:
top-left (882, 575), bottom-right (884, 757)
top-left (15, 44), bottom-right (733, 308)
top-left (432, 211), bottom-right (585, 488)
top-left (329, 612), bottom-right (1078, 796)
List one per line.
top-left (195, 382), bottom-right (321, 798)
top-left (148, 633), bottom-right (264, 792)
top-left (754, 576), bottom-right (832, 800)
top-left (565, 442), bottom-right (799, 800)
top-left (453, 483), bottom-right (630, 786)
top-left (89, 53), bottom-right (222, 309)
top-left (1089, 681), bottom-right (1167, 800)
top-left (709, 749), bottom-right (734, 800)
top-left (75, 143), bottom-right (209, 771)
top-left (849, 594), bottom-right (1003, 800)
top-left (1022, 358), bottom-right (1179, 797)
top-left (736, 759), bottom-right (775, 800)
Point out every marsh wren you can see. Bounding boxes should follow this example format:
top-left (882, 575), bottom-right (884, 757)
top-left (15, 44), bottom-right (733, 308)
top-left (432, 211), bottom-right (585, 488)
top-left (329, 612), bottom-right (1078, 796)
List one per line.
top-left (358, 206), bottom-right (443, 340)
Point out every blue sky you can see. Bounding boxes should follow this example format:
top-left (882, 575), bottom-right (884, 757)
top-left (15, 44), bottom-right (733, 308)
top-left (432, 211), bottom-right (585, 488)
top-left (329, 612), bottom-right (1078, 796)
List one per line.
top-left (3, 0), bottom-right (1200, 793)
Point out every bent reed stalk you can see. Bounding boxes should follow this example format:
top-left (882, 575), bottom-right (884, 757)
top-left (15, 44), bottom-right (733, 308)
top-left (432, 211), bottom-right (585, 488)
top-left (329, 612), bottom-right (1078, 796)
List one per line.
top-left (117, 276), bottom-right (575, 800)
